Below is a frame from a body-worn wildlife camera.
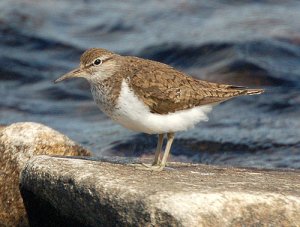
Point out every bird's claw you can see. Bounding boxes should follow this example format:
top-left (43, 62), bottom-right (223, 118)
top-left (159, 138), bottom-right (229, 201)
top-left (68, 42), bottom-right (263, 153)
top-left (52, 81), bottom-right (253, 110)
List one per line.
top-left (129, 163), bottom-right (165, 171)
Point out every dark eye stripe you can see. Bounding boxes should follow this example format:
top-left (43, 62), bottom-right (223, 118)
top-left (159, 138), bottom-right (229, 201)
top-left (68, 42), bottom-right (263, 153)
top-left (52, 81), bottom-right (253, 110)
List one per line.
top-left (102, 56), bottom-right (113, 63)
top-left (86, 57), bottom-right (113, 68)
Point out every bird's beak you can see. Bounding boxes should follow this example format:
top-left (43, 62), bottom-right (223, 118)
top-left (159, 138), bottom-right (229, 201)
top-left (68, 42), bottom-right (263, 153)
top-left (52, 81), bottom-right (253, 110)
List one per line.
top-left (54, 68), bottom-right (88, 83)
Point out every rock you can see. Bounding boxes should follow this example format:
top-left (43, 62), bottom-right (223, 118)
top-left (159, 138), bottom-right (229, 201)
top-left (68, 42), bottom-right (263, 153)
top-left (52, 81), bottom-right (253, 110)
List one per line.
top-left (20, 156), bottom-right (300, 227)
top-left (0, 122), bottom-right (91, 227)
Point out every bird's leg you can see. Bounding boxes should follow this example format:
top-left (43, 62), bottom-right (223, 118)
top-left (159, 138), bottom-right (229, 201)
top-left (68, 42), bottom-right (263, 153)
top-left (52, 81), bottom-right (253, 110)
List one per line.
top-left (158, 132), bottom-right (175, 169)
top-left (152, 133), bottom-right (164, 165)
top-left (138, 133), bottom-right (175, 171)
top-left (141, 134), bottom-right (164, 167)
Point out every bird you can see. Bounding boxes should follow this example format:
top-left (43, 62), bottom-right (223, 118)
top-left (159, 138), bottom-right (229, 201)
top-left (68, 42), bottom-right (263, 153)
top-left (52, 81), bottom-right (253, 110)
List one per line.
top-left (54, 48), bottom-right (264, 171)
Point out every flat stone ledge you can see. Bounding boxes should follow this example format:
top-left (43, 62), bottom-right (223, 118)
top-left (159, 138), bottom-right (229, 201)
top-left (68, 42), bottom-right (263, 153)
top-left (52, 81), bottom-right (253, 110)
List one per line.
top-left (20, 156), bottom-right (300, 227)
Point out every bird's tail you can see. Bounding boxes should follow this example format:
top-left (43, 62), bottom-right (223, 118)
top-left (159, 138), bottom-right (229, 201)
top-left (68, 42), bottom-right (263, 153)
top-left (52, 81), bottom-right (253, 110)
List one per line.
top-left (227, 85), bottom-right (264, 96)
top-left (244, 88), bottom-right (264, 95)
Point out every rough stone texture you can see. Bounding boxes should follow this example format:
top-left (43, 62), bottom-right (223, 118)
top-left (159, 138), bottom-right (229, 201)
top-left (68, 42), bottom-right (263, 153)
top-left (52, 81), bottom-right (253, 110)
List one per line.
top-left (0, 122), bottom-right (91, 227)
top-left (20, 156), bottom-right (300, 227)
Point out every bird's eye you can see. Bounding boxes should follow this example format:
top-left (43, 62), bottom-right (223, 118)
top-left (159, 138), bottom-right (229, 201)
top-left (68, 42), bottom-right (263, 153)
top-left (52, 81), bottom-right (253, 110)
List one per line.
top-left (93, 59), bottom-right (102, 66)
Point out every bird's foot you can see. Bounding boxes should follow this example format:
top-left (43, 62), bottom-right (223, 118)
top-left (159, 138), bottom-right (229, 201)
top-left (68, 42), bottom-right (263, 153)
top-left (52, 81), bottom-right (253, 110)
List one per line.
top-left (129, 163), bottom-right (165, 171)
top-left (137, 164), bottom-right (165, 172)
top-left (141, 161), bottom-right (160, 168)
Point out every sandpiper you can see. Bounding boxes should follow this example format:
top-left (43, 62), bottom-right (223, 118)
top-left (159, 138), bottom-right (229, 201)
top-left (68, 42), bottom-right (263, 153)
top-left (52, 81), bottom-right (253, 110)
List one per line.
top-left (55, 48), bottom-right (263, 171)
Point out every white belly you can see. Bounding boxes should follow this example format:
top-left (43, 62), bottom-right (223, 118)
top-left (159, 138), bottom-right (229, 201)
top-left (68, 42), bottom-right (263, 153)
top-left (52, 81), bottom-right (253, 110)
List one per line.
top-left (111, 80), bottom-right (213, 134)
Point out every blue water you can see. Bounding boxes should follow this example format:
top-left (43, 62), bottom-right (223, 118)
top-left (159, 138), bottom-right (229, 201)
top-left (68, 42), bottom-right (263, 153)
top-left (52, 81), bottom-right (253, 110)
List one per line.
top-left (1, 0), bottom-right (300, 169)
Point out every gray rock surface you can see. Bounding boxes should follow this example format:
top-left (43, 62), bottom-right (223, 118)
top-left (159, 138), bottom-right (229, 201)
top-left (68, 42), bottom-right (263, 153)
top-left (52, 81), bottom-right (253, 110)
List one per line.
top-left (0, 122), bottom-right (91, 227)
top-left (20, 156), bottom-right (300, 227)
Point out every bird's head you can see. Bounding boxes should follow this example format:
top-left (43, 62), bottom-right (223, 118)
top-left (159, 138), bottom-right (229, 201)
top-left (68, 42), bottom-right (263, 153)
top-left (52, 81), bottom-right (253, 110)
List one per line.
top-left (54, 48), bottom-right (119, 84)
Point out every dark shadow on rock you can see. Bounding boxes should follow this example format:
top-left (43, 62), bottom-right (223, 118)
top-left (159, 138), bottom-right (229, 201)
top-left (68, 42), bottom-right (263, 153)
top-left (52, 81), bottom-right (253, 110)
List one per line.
top-left (20, 188), bottom-right (87, 227)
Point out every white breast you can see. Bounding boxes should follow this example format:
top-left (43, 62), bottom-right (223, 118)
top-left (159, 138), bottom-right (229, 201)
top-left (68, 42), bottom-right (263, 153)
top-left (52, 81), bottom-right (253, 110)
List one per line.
top-left (111, 80), bottom-right (213, 134)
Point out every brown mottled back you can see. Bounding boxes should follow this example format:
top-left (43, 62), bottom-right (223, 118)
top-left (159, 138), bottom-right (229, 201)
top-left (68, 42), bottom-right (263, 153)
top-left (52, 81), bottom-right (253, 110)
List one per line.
top-left (118, 56), bottom-right (263, 114)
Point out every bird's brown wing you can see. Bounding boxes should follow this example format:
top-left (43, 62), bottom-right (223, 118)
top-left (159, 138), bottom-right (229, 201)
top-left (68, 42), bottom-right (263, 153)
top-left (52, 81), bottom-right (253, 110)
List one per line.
top-left (126, 57), bottom-right (262, 114)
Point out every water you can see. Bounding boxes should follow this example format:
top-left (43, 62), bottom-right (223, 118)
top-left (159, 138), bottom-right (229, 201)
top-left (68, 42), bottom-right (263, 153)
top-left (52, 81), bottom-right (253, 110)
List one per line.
top-left (1, 0), bottom-right (300, 169)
